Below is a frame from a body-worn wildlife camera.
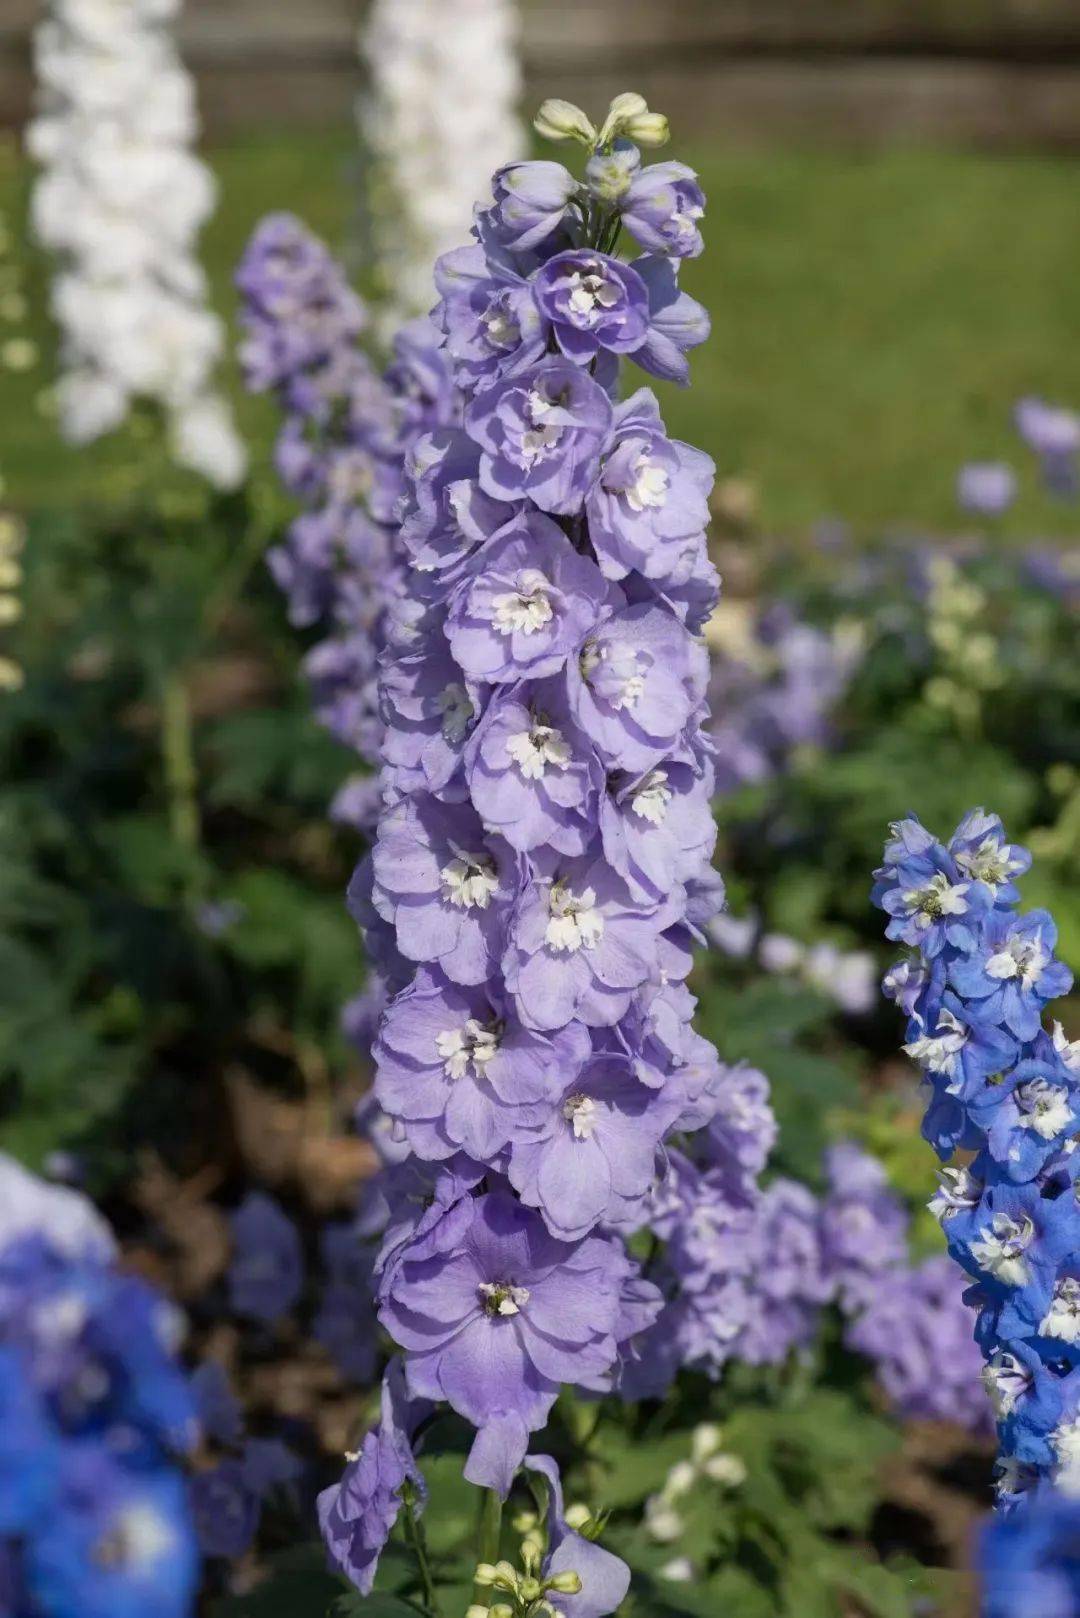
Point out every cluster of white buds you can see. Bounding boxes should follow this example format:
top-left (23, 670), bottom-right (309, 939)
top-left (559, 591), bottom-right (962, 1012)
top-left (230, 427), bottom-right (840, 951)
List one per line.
top-left (922, 556), bottom-right (1001, 731)
top-left (644, 1424), bottom-right (747, 1547)
top-left (534, 91), bottom-right (670, 151)
top-left (469, 1549), bottom-right (582, 1618)
top-left (27, 0), bottom-right (245, 488)
top-left (359, 0), bottom-right (524, 335)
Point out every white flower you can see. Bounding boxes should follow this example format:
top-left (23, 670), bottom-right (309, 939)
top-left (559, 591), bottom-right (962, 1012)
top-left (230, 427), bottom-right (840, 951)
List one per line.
top-left (29, 0), bottom-right (244, 485)
top-left (359, 0), bottom-right (524, 335)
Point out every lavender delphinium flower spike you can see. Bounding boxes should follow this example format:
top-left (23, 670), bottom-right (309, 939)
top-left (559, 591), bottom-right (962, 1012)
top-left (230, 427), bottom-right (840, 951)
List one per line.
top-left (318, 90), bottom-right (748, 1605)
top-left (875, 809), bottom-right (1079, 1510)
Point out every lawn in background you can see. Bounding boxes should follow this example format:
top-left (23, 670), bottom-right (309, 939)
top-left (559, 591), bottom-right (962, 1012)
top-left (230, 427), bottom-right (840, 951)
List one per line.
top-left (3, 128), bottom-right (1080, 535)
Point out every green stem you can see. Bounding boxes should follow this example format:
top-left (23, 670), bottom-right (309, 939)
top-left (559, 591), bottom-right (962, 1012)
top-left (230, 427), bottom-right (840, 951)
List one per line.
top-left (472, 1488), bottom-right (504, 1607)
top-left (161, 671), bottom-right (201, 885)
top-left (403, 1490), bottom-right (442, 1618)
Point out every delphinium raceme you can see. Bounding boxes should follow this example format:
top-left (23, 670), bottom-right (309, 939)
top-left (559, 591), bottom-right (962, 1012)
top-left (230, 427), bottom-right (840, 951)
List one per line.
top-left (874, 808), bottom-right (1079, 1509)
top-left (319, 90), bottom-right (737, 1612)
top-left (28, 0), bottom-right (245, 485)
top-left (236, 214), bottom-right (456, 834)
top-left (0, 1152), bottom-right (199, 1617)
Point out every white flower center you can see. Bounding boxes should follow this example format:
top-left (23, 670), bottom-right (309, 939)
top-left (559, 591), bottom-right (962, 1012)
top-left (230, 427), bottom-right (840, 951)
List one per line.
top-left (566, 269), bottom-right (621, 322)
top-left (506, 719), bottom-right (571, 781)
top-left (435, 682), bottom-right (474, 744)
top-left (970, 1213), bottom-right (1034, 1287)
top-left (478, 1281), bottom-right (530, 1317)
top-left (954, 836), bottom-right (1019, 889)
top-left (1053, 1416), bottom-right (1080, 1496)
top-left (440, 845), bottom-right (499, 910)
top-left (985, 934), bottom-right (1047, 987)
top-left (1054, 1021), bottom-right (1080, 1073)
top-left (545, 882), bottom-right (604, 953)
top-left (900, 871), bottom-right (969, 927)
top-left (624, 453), bottom-right (670, 513)
top-left (1016, 1077), bottom-right (1072, 1140)
top-left (1042, 1278), bottom-right (1080, 1344)
top-left (484, 306), bottom-right (519, 348)
top-left (631, 769), bottom-right (672, 825)
top-left (928, 1164), bottom-right (981, 1223)
top-left (492, 570), bottom-right (554, 636)
top-left (562, 1092), bottom-right (598, 1139)
top-left (94, 1504), bottom-right (175, 1571)
top-left (435, 1018), bottom-right (501, 1081)
top-left (903, 1007), bottom-right (968, 1080)
top-left (982, 1350), bottom-right (1032, 1418)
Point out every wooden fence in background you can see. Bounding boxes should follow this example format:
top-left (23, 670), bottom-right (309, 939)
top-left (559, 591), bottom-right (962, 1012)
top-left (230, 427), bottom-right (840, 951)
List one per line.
top-left (4, 0), bottom-right (1080, 147)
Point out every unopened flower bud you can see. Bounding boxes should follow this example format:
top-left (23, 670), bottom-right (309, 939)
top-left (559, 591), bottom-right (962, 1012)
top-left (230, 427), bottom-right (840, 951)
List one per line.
top-left (663, 1460), bottom-right (696, 1499)
top-left (691, 1422), bottom-right (723, 1463)
top-left (547, 1570), bottom-right (583, 1594)
top-left (0, 595), bottom-right (22, 625)
top-left (622, 110), bottom-right (670, 146)
top-left (490, 1606), bottom-right (515, 1618)
top-left (521, 1538), bottom-right (541, 1575)
top-left (466, 1606), bottom-right (489, 1618)
top-left (473, 1562), bottom-right (498, 1586)
top-left (704, 1452), bottom-right (747, 1487)
top-left (519, 1574), bottom-right (543, 1602)
top-left (512, 1509), bottom-right (539, 1533)
top-left (563, 1503), bottom-right (592, 1531)
top-left (493, 1559), bottom-right (520, 1591)
top-left (585, 139), bottom-right (641, 202)
top-left (0, 656), bottom-right (24, 692)
top-left (534, 98), bottom-right (597, 147)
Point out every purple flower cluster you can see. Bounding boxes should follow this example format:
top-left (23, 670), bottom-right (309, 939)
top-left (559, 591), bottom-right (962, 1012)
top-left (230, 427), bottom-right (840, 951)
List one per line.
top-left (875, 809), bottom-right (1079, 1509)
top-left (705, 601), bottom-right (860, 795)
top-left (236, 215), bottom-right (457, 825)
top-left (188, 1362), bottom-right (300, 1562)
top-left (321, 97), bottom-right (740, 1599)
top-left (0, 1154), bottom-right (199, 1618)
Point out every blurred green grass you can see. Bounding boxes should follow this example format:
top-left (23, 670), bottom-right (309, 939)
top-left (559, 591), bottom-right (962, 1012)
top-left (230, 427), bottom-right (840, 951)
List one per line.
top-left (3, 127), bottom-right (1080, 532)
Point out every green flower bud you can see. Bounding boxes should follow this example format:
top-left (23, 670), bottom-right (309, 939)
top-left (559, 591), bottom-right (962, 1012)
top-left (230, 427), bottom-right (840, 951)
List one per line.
top-left (547, 1570), bottom-right (584, 1594)
top-left (622, 110), bottom-right (670, 146)
top-left (534, 99), bottom-right (597, 147)
top-left (563, 1503), bottom-right (592, 1532)
top-left (519, 1575), bottom-right (543, 1602)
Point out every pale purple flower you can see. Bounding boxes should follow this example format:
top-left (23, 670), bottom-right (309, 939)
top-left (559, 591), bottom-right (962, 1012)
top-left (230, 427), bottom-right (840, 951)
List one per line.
top-left (317, 1360), bottom-right (431, 1596)
top-left (585, 387), bottom-right (712, 582)
top-left (820, 1143), bottom-right (910, 1312)
top-left (486, 160), bottom-right (581, 254)
top-left (379, 1189), bottom-right (632, 1493)
top-left (525, 1453), bottom-right (631, 1617)
top-left (957, 462), bottom-right (1016, 517)
top-left (532, 250), bottom-right (650, 365)
top-left (465, 360), bottom-right (614, 514)
top-left (507, 1052), bottom-right (681, 1240)
top-left (465, 685), bottom-right (599, 854)
top-left (599, 760), bottom-right (715, 905)
top-left (446, 514), bottom-right (609, 683)
top-left (621, 161), bottom-right (705, 259)
top-left (374, 966), bottom-right (590, 1161)
top-left (567, 602), bottom-right (709, 771)
top-left (434, 244), bottom-right (549, 394)
top-left (227, 1193), bottom-right (303, 1326)
top-left (628, 255), bottom-right (710, 386)
top-left (503, 853), bottom-right (670, 1030)
top-left (368, 797), bottom-right (520, 986)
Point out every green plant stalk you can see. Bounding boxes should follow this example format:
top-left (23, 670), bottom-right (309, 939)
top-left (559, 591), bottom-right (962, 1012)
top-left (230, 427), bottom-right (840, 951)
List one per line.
top-left (472, 1488), bottom-right (504, 1608)
top-left (160, 671), bottom-right (201, 889)
top-left (402, 1488), bottom-right (443, 1618)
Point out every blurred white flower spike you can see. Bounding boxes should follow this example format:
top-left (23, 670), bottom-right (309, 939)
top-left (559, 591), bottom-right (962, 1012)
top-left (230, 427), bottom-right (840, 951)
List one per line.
top-left (359, 0), bottom-right (525, 336)
top-left (27, 0), bottom-right (246, 488)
